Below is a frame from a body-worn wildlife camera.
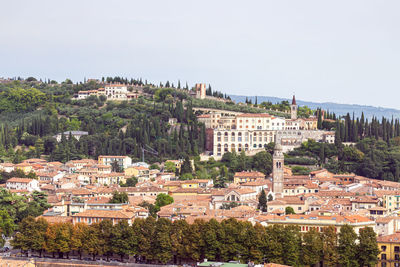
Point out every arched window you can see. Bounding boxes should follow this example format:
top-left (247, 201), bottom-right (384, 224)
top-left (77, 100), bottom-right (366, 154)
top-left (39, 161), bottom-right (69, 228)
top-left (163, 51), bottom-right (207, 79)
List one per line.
top-left (231, 132), bottom-right (235, 142)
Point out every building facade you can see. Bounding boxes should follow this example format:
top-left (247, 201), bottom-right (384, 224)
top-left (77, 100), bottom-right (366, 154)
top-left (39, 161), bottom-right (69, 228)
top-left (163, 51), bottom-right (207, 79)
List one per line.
top-left (105, 84), bottom-right (128, 100)
top-left (98, 155), bottom-right (132, 170)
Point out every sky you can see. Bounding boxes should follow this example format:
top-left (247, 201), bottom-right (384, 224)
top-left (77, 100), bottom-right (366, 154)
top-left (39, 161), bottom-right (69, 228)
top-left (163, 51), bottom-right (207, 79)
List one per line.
top-left (1, 0), bottom-right (400, 108)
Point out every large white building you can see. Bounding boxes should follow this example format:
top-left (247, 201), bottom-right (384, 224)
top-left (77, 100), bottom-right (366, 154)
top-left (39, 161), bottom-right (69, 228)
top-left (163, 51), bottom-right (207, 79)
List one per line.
top-left (202, 95), bottom-right (332, 157)
top-left (105, 84), bottom-right (128, 100)
top-left (6, 177), bottom-right (40, 192)
top-left (213, 129), bottom-right (275, 157)
top-left (98, 155), bottom-right (132, 170)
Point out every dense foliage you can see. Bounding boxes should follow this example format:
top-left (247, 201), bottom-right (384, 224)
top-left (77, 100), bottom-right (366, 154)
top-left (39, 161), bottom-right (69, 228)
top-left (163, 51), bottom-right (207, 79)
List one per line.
top-left (0, 80), bottom-right (206, 164)
top-left (11, 217), bottom-right (379, 266)
top-left (288, 137), bottom-right (400, 182)
top-left (193, 150), bottom-right (273, 187)
top-left (0, 189), bottom-right (50, 246)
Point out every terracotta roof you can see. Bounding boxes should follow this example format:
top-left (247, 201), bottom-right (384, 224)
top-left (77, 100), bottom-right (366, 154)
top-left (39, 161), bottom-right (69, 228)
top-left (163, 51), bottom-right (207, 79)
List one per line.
top-left (377, 233), bottom-right (400, 243)
top-left (37, 215), bottom-right (73, 224)
top-left (374, 190), bottom-right (400, 198)
top-left (105, 83), bottom-right (127, 87)
top-left (310, 169), bottom-right (328, 175)
top-left (15, 163), bottom-right (31, 167)
top-left (171, 188), bottom-right (212, 194)
top-left (72, 209), bottom-right (134, 219)
top-left (234, 171), bottom-right (265, 178)
top-left (6, 177), bottom-right (34, 183)
top-left (98, 155), bottom-right (128, 159)
top-left (132, 166), bottom-right (149, 170)
top-left (119, 186), bottom-right (166, 193)
top-left (351, 196), bottom-right (379, 204)
top-left (237, 113), bottom-right (272, 118)
top-left (0, 163), bottom-right (14, 167)
top-left (241, 178), bottom-right (269, 186)
top-left (265, 263), bottom-right (292, 267)
top-left (70, 188), bottom-right (93, 195)
top-left (197, 114), bottom-right (211, 118)
top-left (274, 214), bottom-right (372, 224)
top-left (129, 195), bottom-right (156, 205)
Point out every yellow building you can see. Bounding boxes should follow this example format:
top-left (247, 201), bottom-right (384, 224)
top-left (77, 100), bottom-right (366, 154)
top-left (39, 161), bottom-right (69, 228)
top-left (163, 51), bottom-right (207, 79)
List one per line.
top-left (124, 166), bottom-right (149, 179)
top-left (181, 180), bottom-right (199, 189)
top-left (377, 232), bottom-right (400, 267)
top-left (125, 166), bottom-right (139, 177)
top-left (15, 163), bottom-right (33, 174)
top-left (163, 181), bottom-right (182, 191)
top-left (233, 171), bottom-right (265, 184)
top-left (383, 193), bottom-right (400, 212)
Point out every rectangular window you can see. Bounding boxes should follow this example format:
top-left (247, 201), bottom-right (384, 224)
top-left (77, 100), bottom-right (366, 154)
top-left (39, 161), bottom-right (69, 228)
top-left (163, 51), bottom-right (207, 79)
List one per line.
top-left (395, 246), bottom-right (400, 253)
top-left (381, 253), bottom-right (387, 260)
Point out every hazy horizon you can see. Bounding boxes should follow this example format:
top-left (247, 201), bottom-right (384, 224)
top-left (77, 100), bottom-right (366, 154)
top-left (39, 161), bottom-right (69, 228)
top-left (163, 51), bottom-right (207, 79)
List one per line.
top-left (1, 0), bottom-right (400, 109)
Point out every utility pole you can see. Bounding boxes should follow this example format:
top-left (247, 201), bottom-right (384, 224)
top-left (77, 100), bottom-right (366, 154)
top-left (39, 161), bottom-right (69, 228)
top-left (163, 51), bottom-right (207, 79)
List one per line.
top-left (141, 145), bottom-right (158, 162)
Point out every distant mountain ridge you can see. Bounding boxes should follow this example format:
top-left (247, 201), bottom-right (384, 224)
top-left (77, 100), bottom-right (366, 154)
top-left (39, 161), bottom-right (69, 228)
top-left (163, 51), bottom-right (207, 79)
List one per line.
top-left (229, 95), bottom-right (400, 119)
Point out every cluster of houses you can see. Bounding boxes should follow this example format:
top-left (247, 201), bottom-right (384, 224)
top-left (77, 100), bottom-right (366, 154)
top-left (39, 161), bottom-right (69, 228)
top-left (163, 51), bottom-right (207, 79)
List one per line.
top-left (75, 82), bottom-right (209, 101)
top-left (2, 146), bottom-right (400, 265)
top-left (75, 83), bottom-right (144, 100)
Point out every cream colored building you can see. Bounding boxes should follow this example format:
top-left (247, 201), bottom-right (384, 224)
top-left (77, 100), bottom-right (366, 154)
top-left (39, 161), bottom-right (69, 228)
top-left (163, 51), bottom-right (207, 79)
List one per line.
top-left (213, 129), bottom-right (275, 157)
top-left (383, 193), bottom-right (400, 212)
top-left (105, 83), bottom-right (128, 100)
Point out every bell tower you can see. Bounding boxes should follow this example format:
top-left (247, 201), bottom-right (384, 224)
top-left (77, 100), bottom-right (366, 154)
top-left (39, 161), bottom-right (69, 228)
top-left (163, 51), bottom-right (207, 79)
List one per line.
top-left (273, 143), bottom-right (284, 198)
top-left (291, 95), bottom-right (298, 120)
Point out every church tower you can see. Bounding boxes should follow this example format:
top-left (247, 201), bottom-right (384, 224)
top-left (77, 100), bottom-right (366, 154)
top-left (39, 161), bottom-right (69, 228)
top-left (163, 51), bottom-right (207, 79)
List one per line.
top-left (291, 95), bottom-right (298, 120)
top-left (272, 143), bottom-right (284, 198)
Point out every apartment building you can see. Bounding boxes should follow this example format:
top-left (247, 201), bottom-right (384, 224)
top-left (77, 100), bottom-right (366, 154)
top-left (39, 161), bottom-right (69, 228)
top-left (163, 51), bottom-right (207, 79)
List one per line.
top-left (6, 177), bottom-right (40, 192)
top-left (377, 233), bottom-right (400, 267)
top-left (98, 155), bottom-right (132, 170)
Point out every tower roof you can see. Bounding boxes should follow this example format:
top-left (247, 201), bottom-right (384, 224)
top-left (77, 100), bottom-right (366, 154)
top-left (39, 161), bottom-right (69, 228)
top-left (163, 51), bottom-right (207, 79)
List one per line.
top-left (275, 143), bottom-right (283, 151)
top-left (292, 95), bottom-right (296, 105)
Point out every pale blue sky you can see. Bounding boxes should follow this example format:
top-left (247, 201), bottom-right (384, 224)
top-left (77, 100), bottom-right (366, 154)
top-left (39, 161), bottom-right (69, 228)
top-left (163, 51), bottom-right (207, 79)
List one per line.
top-left (1, 0), bottom-right (399, 108)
